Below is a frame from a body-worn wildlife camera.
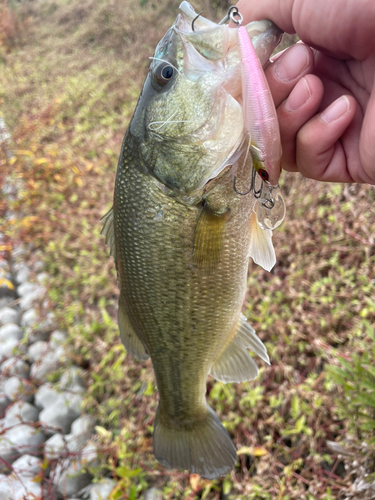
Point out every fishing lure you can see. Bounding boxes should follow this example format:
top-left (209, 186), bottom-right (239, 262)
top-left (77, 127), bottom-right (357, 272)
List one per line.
top-left (229, 7), bottom-right (286, 230)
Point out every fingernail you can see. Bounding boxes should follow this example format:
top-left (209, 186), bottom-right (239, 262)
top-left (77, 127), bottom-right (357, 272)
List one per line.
top-left (320, 96), bottom-right (350, 123)
top-left (274, 44), bottom-right (309, 82)
top-left (284, 77), bottom-right (311, 111)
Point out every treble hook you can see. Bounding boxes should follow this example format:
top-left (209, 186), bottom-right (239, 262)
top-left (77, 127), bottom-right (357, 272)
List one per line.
top-left (218, 5), bottom-right (243, 26)
top-left (233, 176), bottom-right (252, 196)
top-left (192, 11), bottom-right (203, 32)
top-left (233, 166), bottom-right (259, 196)
top-left (233, 167), bottom-right (276, 210)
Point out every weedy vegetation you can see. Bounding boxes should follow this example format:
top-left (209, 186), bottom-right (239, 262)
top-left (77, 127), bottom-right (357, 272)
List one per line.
top-left (1, 0), bottom-right (375, 498)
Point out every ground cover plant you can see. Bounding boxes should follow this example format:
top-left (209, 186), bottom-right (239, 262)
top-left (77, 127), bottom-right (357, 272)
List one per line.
top-left (1, 0), bottom-right (375, 498)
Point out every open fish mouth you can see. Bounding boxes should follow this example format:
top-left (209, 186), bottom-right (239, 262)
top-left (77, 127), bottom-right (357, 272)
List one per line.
top-left (134, 2), bottom-right (282, 195)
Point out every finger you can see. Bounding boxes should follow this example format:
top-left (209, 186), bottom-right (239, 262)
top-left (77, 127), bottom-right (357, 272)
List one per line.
top-left (236, 0), bottom-right (375, 60)
top-left (264, 43), bottom-right (315, 108)
top-left (296, 95), bottom-right (357, 182)
top-left (236, 0), bottom-right (295, 32)
top-left (276, 75), bottom-right (324, 171)
top-left (360, 86), bottom-right (375, 183)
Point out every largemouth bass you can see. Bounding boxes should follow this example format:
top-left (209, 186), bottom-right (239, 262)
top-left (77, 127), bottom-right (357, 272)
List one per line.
top-left (102, 2), bottom-right (282, 479)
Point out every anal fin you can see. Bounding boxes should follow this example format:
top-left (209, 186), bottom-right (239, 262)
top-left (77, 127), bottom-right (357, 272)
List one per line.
top-left (209, 314), bottom-right (269, 383)
top-left (118, 299), bottom-right (149, 361)
top-left (193, 203), bottom-right (230, 272)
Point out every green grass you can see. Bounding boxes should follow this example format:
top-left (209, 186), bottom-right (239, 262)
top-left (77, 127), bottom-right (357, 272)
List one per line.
top-left (1, 0), bottom-right (375, 498)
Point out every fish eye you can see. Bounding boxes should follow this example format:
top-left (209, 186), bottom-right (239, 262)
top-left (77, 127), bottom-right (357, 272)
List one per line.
top-left (258, 169), bottom-right (269, 182)
top-left (153, 62), bottom-right (175, 86)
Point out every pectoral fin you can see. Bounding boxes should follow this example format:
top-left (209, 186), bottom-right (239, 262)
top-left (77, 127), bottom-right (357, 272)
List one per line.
top-left (193, 204), bottom-right (230, 272)
top-left (248, 208), bottom-right (276, 272)
top-left (118, 299), bottom-right (149, 361)
top-left (209, 314), bottom-right (269, 383)
top-left (101, 207), bottom-right (117, 266)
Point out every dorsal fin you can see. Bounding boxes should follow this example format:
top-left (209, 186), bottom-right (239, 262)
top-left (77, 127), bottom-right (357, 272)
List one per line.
top-left (101, 207), bottom-right (117, 267)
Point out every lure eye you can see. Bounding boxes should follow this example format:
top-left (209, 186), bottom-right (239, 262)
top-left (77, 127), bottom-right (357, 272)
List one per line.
top-left (154, 62), bottom-right (175, 86)
top-left (258, 169), bottom-right (269, 182)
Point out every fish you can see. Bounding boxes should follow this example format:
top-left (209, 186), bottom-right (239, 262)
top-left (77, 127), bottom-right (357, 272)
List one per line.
top-left (102, 1), bottom-right (282, 479)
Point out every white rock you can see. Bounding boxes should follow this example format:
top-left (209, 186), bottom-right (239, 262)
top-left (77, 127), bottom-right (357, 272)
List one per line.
top-left (50, 330), bottom-right (67, 348)
top-left (0, 308), bottom-right (20, 326)
top-left (0, 474), bottom-right (12, 500)
top-left (17, 282), bottom-right (37, 297)
top-left (0, 339), bottom-right (19, 362)
top-left (6, 424), bottom-right (45, 454)
top-left (9, 476), bottom-right (42, 500)
top-left (36, 272), bottom-right (48, 284)
top-left (39, 392), bottom-right (82, 434)
top-left (65, 392), bottom-right (83, 419)
top-left (21, 308), bottom-right (38, 328)
top-left (0, 324), bottom-right (23, 342)
top-left (0, 381), bottom-right (10, 413)
top-left (33, 260), bottom-right (44, 273)
top-left (0, 397), bottom-right (10, 413)
top-left (0, 437), bottom-right (18, 472)
top-left (0, 357), bottom-right (29, 378)
top-left (3, 377), bottom-right (33, 402)
top-left (12, 454), bottom-right (41, 477)
top-left (20, 286), bottom-right (46, 311)
top-left (44, 433), bottom-right (66, 460)
top-left (144, 488), bottom-right (163, 500)
top-left (12, 260), bottom-right (27, 272)
top-left (35, 312), bottom-right (56, 337)
top-left (81, 442), bottom-right (99, 467)
top-left (71, 415), bottom-right (94, 437)
top-left (30, 345), bottom-right (66, 382)
top-left (55, 459), bottom-right (92, 497)
top-left (15, 266), bottom-right (30, 285)
top-left (59, 366), bottom-right (85, 391)
top-left (34, 383), bottom-right (60, 409)
top-left (90, 479), bottom-right (116, 500)
top-left (66, 415), bottom-right (94, 452)
top-left (0, 259), bottom-right (10, 270)
top-left (0, 297), bottom-right (15, 310)
top-left (27, 340), bottom-right (48, 364)
top-left (25, 324), bottom-right (50, 343)
top-left (4, 401), bottom-right (39, 427)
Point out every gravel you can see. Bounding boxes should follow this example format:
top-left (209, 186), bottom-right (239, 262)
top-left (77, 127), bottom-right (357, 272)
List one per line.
top-left (0, 202), bottom-right (160, 499)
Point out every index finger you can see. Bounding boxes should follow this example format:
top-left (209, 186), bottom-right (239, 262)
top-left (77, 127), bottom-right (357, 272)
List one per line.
top-left (236, 0), bottom-right (375, 60)
top-left (264, 43), bottom-right (314, 107)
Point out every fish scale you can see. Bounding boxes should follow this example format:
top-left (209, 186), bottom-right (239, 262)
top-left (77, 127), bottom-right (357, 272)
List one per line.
top-left (114, 140), bottom-right (252, 411)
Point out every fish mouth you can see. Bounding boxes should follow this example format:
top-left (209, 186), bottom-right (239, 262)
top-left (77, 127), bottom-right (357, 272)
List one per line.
top-left (135, 4), bottom-right (283, 195)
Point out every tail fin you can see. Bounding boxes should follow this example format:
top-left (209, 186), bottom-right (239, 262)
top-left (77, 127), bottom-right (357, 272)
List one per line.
top-left (153, 405), bottom-right (237, 479)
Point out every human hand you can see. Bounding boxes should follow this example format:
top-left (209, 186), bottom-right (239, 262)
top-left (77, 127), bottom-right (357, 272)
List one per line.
top-left (236, 0), bottom-right (375, 184)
